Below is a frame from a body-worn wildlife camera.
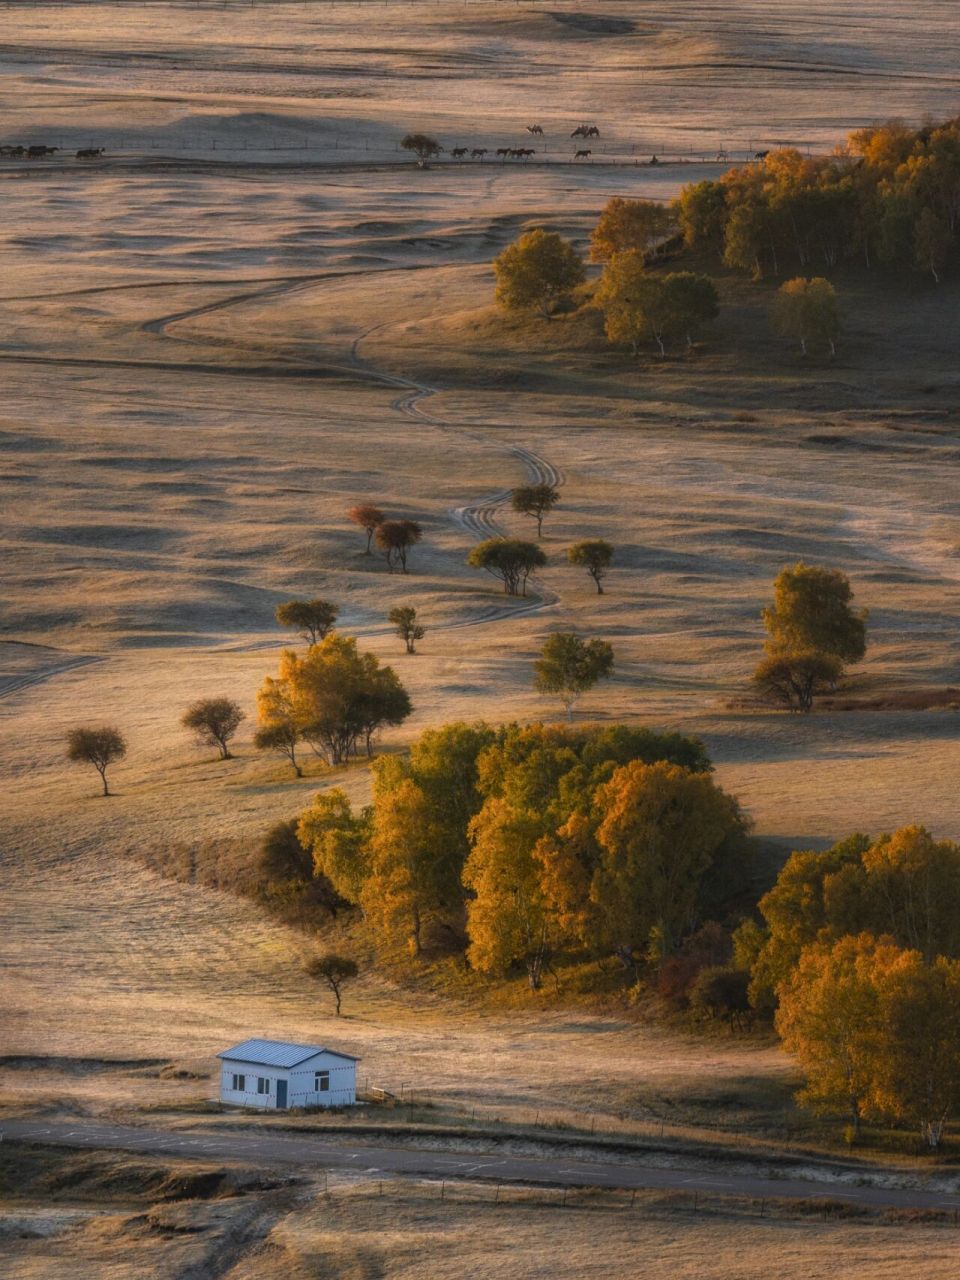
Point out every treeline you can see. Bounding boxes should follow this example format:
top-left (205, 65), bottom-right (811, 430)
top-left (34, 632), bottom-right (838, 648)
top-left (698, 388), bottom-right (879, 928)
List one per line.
top-left (677, 119), bottom-right (960, 282)
top-left (275, 721), bottom-right (752, 989)
top-left (733, 825), bottom-right (960, 1148)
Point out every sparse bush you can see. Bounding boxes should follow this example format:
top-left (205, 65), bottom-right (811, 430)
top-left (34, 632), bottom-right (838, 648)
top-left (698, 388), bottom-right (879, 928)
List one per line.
top-left (389, 605), bottom-right (425, 653)
top-left (567, 539), bottom-right (613, 593)
top-left (511, 483), bottom-right (559, 538)
top-left (306, 953), bottom-right (359, 1015)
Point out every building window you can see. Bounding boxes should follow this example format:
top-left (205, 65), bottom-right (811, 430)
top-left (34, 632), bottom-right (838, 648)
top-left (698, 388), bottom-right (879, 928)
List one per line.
top-left (257, 1077), bottom-right (271, 1095)
top-left (315, 1071), bottom-right (330, 1093)
top-left (231, 1073), bottom-right (246, 1091)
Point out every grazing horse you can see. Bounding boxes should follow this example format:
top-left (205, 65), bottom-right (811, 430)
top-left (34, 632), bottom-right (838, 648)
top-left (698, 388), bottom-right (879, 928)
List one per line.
top-left (471, 148), bottom-right (487, 159)
top-left (26, 145), bottom-right (58, 158)
top-left (754, 150), bottom-right (769, 161)
top-left (584, 126), bottom-right (600, 138)
top-left (496, 147), bottom-right (510, 159)
top-left (574, 149), bottom-right (591, 160)
top-left (451, 147), bottom-right (468, 159)
top-left (526, 125), bottom-right (544, 136)
top-left (0, 145), bottom-right (25, 157)
top-left (76, 148), bottom-right (105, 160)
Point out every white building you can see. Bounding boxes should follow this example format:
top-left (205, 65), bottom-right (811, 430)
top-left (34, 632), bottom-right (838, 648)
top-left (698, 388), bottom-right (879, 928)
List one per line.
top-left (217, 1039), bottom-right (359, 1110)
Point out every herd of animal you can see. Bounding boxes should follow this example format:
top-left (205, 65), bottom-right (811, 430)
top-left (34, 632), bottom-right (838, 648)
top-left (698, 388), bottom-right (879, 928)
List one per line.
top-left (445, 124), bottom-right (603, 162)
top-left (0, 145), bottom-right (105, 160)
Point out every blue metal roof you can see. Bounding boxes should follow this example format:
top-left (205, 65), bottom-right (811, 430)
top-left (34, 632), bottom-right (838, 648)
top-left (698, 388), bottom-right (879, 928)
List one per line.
top-left (217, 1039), bottom-right (358, 1068)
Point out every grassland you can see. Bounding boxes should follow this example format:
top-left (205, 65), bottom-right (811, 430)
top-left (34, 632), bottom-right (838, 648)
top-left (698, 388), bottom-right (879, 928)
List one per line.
top-left (3, 3), bottom-right (960, 1272)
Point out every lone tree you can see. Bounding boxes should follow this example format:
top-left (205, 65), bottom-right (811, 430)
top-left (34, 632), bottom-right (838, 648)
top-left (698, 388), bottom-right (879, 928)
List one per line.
top-left (306, 953), bottom-right (359, 1016)
top-left (567, 539), bottom-right (614, 593)
top-left (467, 538), bottom-right (547, 596)
top-left (776, 277), bottom-right (840, 356)
top-left (389, 605), bottom-right (425, 653)
top-left (493, 228), bottom-right (585, 318)
top-left (348, 504), bottom-right (385, 555)
top-left (752, 650), bottom-right (843, 713)
top-left (181, 697), bottom-right (245, 760)
top-left (375, 519), bottom-right (423, 573)
top-left (533, 632), bottom-right (614, 720)
top-left (66, 725), bottom-right (127, 796)
top-left (275, 599), bottom-right (339, 646)
top-left (401, 133), bottom-right (441, 168)
top-left (511, 483), bottom-right (559, 538)
top-left (763, 563), bottom-right (867, 665)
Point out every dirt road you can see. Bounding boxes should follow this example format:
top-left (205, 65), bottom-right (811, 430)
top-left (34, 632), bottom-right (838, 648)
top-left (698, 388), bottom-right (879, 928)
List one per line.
top-left (5, 1119), bottom-right (959, 1212)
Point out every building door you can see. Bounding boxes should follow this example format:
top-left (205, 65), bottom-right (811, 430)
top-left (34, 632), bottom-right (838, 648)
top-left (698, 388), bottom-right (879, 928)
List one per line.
top-left (275, 1079), bottom-right (287, 1109)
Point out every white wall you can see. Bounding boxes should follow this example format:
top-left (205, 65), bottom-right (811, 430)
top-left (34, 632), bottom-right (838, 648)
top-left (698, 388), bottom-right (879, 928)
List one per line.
top-left (219, 1051), bottom-right (356, 1109)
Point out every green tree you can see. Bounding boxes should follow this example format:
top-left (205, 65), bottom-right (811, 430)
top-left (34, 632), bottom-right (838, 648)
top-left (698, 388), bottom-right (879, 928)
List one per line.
top-left (347, 504), bottom-right (385, 555)
top-left (306, 953), bottom-right (359, 1016)
top-left (298, 788), bottom-right (372, 904)
top-left (467, 538), bottom-right (547, 596)
top-left (661, 271), bottom-right (719, 347)
top-left (275, 599), bottom-right (339, 646)
top-left (401, 133), bottom-right (441, 168)
top-left (375, 519), bottom-right (422, 573)
top-left (752, 650), bottom-right (844, 712)
top-left (567, 539), bottom-right (614, 593)
top-left (511, 483), bottom-right (559, 537)
top-left (775, 277), bottom-right (841, 356)
top-left (762, 563), bottom-right (867, 663)
top-left (66, 725), bottom-right (127, 797)
top-left (533, 632), bottom-right (614, 720)
top-left (389, 605), bottom-right (425, 653)
top-left (180, 697), bottom-right (245, 760)
top-left (914, 207), bottom-right (951, 282)
top-left (493, 228), bottom-right (585, 318)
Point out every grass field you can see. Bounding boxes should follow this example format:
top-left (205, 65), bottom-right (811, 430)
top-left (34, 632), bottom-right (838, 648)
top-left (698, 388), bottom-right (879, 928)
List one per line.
top-left (3, 4), bottom-right (960, 1271)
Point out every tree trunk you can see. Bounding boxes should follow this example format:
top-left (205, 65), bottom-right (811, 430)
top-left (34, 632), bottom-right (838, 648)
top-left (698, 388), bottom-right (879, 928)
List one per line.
top-left (99, 767), bottom-right (110, 797)
top-left (410, 905), bottom-right (422, 956)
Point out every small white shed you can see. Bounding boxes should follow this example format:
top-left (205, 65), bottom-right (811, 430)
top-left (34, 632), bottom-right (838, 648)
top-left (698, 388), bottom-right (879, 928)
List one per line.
top-left (217, 1038), bottom-right (359, 1110)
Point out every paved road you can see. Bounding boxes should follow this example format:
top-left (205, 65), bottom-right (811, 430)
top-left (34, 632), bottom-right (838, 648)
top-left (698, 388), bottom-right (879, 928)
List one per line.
top-left (4, 1119), bottom-right (959, 1212)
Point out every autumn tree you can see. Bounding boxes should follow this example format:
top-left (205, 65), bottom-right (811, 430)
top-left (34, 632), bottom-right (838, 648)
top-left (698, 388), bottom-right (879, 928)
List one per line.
top-left (306, 953), bottom-right (359, 1016)
top-left (66, 725), bottom-right (127, 797)
top-left (752, 650), bottom-right (843, 713)
top-left (348, 504), bottom-right (385, 555)
top-left (775, 277), bottom-right (841, 356)
top-left (592, 761), bottom-right (747, 966)
top-left (595, 249), bottom-right (665, 355)
top-left (180, 697), bottom-right (245, 760)
top-left (362, 771), bottom-right (444, 955)
top-left (255, 635), bottom-right (411, 767)
top-left (590, 196), bottom-right (674, 263)
top-left (275, 598), bottom-right (339, 646)
top-left (389, 605), bottom-right (425, 653)
top-left (401, 132), bottom-right (441, 167)
top-left (467, 538), bottom-right (546, 596)
top-left (493, 228), bottom-right (585, 318)
top-left (533, 632), bottom-right (614, 720)
top-left (762, 563), bottom-right (867, 664)
top-left (567, 539), bottom-right (613, 593)
top-left (511, 483), bottom-right (559, 537)
top-left (776, 933), bottom-right (888, 1139)
top-left (375, 519), bottom-right (422, 573)
top-left (673, 179), bottom-right (727, 257)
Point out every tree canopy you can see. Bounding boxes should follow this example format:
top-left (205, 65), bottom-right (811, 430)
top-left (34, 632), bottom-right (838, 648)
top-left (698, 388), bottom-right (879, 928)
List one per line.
top-left (375, 519), bottom-right (422, 573)
top-left (590, 196), bottom-right (675, 263)
top-left (389, 605), bottom-right (425, 653)
top-left (275, 598), bottom-right (340, 646)
top-left (466, 538), bottom-right (547, 596)
top-left (66, 725), bottom-right (127, 797)
top-left (776, 277), bottom-right (840, 356)
top-left (348, 504), bottom-right (385, 555)
top-left (511, 483), bottom-right (559, 537)
top-left (401, 133), bottom-right (442, 167)
top-left (493, 229), bottom-right (586, 318)
top-left (567, 539), bottom-right (614, 593)
top-left (595, 253), bottom-right (718, 356)
top-left (762, 563), bottom-right (867, 664)
top-left (533, 632), bottom-right (614, 720)
top-left (181, 697), bottom-right (245, 760)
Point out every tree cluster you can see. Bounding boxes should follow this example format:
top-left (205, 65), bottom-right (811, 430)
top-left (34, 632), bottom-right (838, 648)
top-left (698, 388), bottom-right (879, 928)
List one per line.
top-left (255, 633), bottom-right (411, 772)
top-left (752, 563), bottom-right (867, 712)
top-left (675, 120), bottom-right (960, 282)
top-left (596, 252), bottom-right (718, 357)
top-left (737, 824), bottom-right (960, 1145)
top-left (347, 504), bottom-right (423, 572)
top-left (293, 721), bottom-right (750, 988)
